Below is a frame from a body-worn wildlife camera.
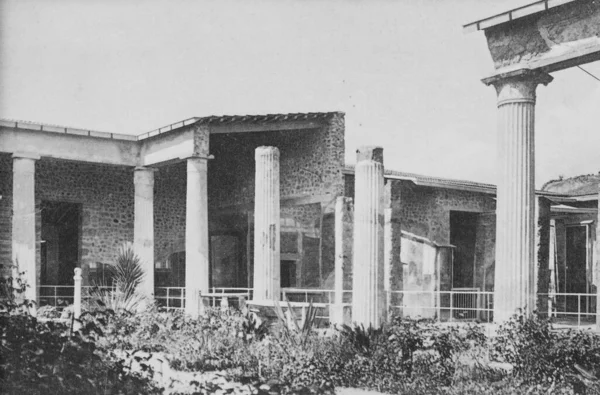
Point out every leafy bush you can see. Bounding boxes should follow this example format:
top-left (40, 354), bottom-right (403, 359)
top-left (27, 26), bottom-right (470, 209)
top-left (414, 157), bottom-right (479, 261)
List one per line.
top-left (492, 311), bottom-right (600, 386)
top-left (0, 269), bottom-right (160, 395)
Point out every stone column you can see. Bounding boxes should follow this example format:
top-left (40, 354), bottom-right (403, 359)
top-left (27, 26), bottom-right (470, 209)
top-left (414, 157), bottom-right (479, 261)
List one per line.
top-left (596, 184), bottom-right (600, 332)
top-left (332, 196), bottom-right (350, 325)
top-left (352, 146), bottom-right (386, 328)
top-left (134, 167), bottom-right (156, 298)
top-left (253, 146), bottom-right (281, 301)
top-left (185, 156), bottom-right (210, 317)
top-left (12, 153), bottom-right (39, 304)
top-left (483, 69), bottom-right (552, 322)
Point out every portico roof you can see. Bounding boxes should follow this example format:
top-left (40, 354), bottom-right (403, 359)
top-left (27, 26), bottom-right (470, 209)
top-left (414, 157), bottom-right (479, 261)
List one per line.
top-left (463, 0), bottom-right (578, 33)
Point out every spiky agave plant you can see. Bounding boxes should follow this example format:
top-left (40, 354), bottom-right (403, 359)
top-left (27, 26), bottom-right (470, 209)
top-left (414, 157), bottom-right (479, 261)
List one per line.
top-left (89, 243), bottom-right (152, 312)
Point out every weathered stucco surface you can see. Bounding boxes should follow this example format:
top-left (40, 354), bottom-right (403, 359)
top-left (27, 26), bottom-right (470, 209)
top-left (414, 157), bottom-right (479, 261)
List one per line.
top-left (484, 1), bottom-right (600, 71)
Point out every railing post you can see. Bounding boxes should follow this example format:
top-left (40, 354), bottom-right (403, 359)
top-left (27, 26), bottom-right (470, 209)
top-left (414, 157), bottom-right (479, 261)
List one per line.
top-left (73, 268), bottom-right (82, 331)
top-left (449, 291), bottom-right (454, 322)
top-left (578, 295), bottom-right (581, 327)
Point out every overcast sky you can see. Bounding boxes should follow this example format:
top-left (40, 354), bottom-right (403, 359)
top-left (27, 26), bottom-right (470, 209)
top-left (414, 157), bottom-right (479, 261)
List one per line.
top-left (1, 0), bottom-right (599, 187)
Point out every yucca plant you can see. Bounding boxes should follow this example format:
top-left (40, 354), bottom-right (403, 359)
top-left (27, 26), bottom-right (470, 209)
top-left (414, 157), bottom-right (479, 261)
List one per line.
top-left (89, 243), bottom-right (152, 312)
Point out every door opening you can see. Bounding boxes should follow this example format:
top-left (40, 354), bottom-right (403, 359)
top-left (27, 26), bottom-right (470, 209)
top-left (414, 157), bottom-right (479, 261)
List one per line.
top-left (41, 201), bottom-right (81, 286)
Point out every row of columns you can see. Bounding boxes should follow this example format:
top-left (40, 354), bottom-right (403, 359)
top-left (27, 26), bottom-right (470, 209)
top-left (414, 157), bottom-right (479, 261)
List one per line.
top-left (10, 152), bottom-right (211, 317)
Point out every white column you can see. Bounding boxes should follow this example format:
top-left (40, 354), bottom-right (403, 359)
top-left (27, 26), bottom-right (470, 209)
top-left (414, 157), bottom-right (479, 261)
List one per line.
top-left (185, 156), bottom-right (210, 317)
top-left (12, 153), bottom-right (39, 305)
top-left (253, 146), bottom-right (281, 301)
top-left (596, 184), bottom-right (600, 332)
top-left (134, 167), bottom-right (156, 298)
top-left (483, 69), bottom-right (552, 322)
top-left (332, 196), bottom-right (350, 325)
top-left (352, 146), bottom-right (386, 327)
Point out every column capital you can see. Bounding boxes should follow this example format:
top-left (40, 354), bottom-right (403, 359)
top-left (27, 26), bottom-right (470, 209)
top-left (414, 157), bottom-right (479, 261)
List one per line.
top-left (12, 152), bottom-right (40, 161)
top-left (134, 166), bottom-right (157, 186)
top-left (356, 146), bottom-right (383, 164)
top-left (182, 154), bottom-right (214, 161)
top-left (255, 146), bottom-right (280, 160)
top-left (482, 69), bottom-right (553, 107)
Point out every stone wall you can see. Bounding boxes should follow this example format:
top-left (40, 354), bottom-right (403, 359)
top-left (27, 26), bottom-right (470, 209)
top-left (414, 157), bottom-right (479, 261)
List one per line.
top-left (209, 114), bottom-right (345, 208)
top-left (35, 159), bottom-right (135, 273)
top-left (154, 162), bottom-right (186, 264)
top-left (0, 154), bottom-right (13, 275)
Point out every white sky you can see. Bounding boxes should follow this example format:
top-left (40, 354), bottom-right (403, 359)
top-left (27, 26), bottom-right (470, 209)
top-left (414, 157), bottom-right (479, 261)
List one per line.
top-left (1, 0), bottom-right (599, 188)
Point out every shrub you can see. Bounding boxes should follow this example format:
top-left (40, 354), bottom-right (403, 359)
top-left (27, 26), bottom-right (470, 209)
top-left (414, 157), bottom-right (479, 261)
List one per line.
top-left (0, 271), bottom-right (160, 395)
top-left (492, 311), bottom-right (600, 386)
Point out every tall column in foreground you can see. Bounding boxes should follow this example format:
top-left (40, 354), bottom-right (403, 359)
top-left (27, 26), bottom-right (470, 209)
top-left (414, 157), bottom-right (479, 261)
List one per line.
top-left (483, 69), bottom-right (552, 322)
top-left (352, 146), bottom-right (386, 327)
top-left (185, 156), bottom-right (210, 317)
top-left (253, 146), bottom-right (281, 301)
top-left (596, 183), bottom-right (600, 332)
top-left (12, 153), bottom-right (39, 304)
top-left (134, 166), bottom-right (156, 298)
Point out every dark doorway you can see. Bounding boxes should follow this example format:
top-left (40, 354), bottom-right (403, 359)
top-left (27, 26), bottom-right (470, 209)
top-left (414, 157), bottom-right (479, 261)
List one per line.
top-left (280, 260), bottom-right (297, 288)
top-left (41, 201), bottom-right (81, 285)
top-left (210, 235), bottom-right (242, 288)
top-left (450, 211), bottom-right (478, 289)
top-left (565, 225), bottom-right (590, 313)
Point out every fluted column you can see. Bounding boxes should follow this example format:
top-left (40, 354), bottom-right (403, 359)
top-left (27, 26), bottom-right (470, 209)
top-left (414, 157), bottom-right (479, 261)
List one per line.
top-left (253, 146), bottom-right (281, 301)
top-left (596, 184), bottom-right (600, 332)
top-left (185, 156), bottom-right (210, 317)
top-left (483, 69), bottom-right (552, 322)
top-left (352, 146), bottom-right (386, 327)
top-left (134, 167), bottom-right (156, 298)
top-left (12, 153), bottom-right (39, 305)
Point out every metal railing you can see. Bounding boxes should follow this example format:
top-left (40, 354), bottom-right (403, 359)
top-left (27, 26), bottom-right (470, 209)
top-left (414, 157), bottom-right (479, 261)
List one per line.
top-left (538, 292), bottom-right (597, 327)
top-left (38, 285), bottom-right (115, 308)
top-left (153, 287), bottom-right (253, 311)
top-left (389, 289), bottom-right (495, 323)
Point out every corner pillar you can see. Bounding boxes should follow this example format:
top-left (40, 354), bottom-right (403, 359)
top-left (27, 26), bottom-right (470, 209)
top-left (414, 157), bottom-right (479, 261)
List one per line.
top-left (12, 153), bottom-right (39, 305)
top-left (134, 167), bottom-right (157, 298)
top-left (185, 156), bottom-right (210, 317)
top-left (483, 69), bottom-right (552, 322)
top-left (535, 196), bottom-right (552, 315)
top-left (252, 146), bottom-right (281, 301)
top-left (352, 146), bottom-right (386, 327)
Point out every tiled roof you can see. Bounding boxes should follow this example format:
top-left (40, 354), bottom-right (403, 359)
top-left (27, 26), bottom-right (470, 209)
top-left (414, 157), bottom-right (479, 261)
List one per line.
top-left (138, 112), bottom-right (340, 139)
top-left (1, 112), bottom-right (342, 141)
top-left (344, 165), bottom-right (597, 200)
top-left (343, 165), bottom-right (498, 194)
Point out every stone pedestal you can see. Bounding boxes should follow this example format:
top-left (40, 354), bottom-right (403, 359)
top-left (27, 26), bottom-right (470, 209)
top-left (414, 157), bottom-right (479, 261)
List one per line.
top-left (134, 167), bottom-right (156, 298)
top-left (352, 146), bottom-right (386, 328)
top-left (12, 153), bottom-right (39, 304)
top-left (185, 156), bottom-right (210, 317)
top-left (483, 69), bottom-right (552, 322)
top-left (253, 147), bottom-right (281, 302)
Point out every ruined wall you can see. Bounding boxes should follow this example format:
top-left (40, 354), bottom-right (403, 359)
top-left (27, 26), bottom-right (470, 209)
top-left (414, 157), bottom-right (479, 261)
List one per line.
top-left (208, 114), bottom-right (345, 208)
top-left (154, 162), bottom-right (186, 264)
top-left (399, 182), bottom-right (496, 244)
top-left (473, 213), bottom-right (496, 292)
top-left (35, 159), bottom-right (135, 273)
top-left (0, 154), bottom-right (12, 275)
